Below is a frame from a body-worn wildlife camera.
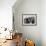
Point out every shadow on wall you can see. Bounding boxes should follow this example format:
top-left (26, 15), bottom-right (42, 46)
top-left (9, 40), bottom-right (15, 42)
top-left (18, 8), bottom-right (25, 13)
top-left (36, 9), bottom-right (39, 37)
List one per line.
top-left (12, 0), bottom-right (41, 46)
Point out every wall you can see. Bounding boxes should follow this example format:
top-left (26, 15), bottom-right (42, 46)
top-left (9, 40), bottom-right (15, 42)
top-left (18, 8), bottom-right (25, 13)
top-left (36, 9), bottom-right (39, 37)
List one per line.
top-left (41, 0), bottom-right (46, 46)
top-left (13, 0), bottom-right (41, 46)
top-left (0, 0), bottom-right (16, 30)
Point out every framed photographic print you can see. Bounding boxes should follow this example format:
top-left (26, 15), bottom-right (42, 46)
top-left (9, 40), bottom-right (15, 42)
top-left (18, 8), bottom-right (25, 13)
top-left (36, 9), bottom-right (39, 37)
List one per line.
top-left (22, 14), bottom-right (37, 26)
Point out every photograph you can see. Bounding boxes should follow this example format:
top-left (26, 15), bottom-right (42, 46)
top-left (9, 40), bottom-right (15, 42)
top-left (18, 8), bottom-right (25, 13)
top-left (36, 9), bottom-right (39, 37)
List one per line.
top-left (22, 14), bottom-right (37, 26)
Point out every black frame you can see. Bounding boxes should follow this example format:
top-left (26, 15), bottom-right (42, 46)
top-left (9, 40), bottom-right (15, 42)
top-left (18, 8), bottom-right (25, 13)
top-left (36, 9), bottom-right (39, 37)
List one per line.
top-left (22, 14), bottom-right (37, 26)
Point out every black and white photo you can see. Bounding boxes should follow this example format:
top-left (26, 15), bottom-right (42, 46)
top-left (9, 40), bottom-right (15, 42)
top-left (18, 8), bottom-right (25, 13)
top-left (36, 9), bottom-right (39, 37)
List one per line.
top-left (22, 14), bottom-right (37, 26)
